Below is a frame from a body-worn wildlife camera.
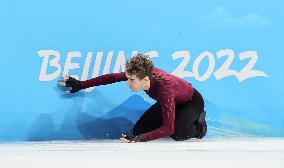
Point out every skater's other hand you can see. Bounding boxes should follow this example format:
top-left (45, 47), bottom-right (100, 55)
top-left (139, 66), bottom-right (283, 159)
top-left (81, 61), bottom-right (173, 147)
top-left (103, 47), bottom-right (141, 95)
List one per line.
top-left (120, 134), bottom-right (143, 143)
top-left (120, 134), bottom-right (135, 143)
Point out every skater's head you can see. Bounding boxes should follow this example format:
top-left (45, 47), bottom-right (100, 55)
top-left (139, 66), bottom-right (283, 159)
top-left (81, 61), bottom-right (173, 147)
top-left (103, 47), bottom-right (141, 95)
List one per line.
top-left (125, 53), bottom-right (154, 92)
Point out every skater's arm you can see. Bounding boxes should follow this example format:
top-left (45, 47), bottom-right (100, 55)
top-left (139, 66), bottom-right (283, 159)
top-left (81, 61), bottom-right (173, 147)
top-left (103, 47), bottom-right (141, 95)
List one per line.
top-left (80, 72), bottom-right (128, 89)
top-left (59, 72), bottom-right (128, 93)
top-left (140, 87), bottom-right (177, 142)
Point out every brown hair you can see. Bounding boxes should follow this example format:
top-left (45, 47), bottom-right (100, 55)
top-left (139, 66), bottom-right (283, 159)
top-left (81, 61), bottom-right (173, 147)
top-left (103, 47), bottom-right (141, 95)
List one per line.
top-left (125, 53), bottom-right (154, 80)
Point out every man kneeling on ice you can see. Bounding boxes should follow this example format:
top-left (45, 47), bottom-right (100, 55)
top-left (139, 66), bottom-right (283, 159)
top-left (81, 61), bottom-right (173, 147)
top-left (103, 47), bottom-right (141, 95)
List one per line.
top-left (59, 53), bottom-right (207, 143)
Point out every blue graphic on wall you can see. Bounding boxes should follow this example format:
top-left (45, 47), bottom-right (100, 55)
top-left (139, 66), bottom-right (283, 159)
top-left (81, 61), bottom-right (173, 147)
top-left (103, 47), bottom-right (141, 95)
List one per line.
top-left (0, 0), bottom-right (283, 141)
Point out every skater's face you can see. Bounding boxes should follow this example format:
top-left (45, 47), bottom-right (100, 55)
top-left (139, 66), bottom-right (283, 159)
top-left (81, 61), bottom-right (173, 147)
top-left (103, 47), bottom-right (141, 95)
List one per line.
top-left (126, 73), bottom-right (150, 92)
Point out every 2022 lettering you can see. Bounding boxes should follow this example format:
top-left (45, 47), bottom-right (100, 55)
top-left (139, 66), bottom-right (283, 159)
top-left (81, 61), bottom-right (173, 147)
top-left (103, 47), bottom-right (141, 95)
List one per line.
top-left (171, 49), bottom-right (268, 82)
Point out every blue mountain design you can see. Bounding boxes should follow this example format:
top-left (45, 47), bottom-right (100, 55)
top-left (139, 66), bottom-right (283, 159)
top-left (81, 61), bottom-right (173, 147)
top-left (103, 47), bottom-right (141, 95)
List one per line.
top-left (102, 94), bottom-right (152, 123)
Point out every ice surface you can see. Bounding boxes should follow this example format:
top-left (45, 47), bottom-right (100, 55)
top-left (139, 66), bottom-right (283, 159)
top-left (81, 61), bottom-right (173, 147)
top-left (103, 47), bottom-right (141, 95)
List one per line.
top-left (0, 138), bottom-right (283, 168)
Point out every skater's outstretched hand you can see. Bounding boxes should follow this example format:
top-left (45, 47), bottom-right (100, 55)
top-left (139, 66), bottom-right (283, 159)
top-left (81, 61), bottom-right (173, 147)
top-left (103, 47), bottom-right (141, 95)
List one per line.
top-left (58, 75), bottom-right (82, 93)
top-left (120, 134), bottom-right (142, 143)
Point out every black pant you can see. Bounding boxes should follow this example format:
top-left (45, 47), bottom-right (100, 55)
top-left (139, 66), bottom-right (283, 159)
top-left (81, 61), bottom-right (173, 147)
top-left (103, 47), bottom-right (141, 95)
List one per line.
top-left (133, 88), bottom-right (204, 141)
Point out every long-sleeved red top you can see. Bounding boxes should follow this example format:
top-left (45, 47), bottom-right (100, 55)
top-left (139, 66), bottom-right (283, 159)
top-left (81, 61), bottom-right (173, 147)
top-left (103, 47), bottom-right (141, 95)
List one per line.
top-left (80, 67), bottom-right (195, 141)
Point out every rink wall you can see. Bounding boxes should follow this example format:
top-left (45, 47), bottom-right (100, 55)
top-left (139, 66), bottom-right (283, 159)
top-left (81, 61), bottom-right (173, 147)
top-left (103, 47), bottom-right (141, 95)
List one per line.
top-left (0, 0), bottom-right (283, 141)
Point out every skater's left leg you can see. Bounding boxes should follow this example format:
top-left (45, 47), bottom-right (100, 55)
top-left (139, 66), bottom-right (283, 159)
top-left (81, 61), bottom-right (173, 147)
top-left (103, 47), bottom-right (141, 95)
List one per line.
top-left (170, 101), bottom-right (201, 141)
top-left (170, 88), bottom-right (205, 141)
